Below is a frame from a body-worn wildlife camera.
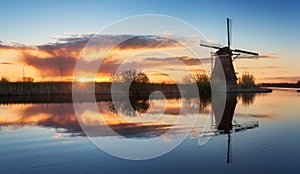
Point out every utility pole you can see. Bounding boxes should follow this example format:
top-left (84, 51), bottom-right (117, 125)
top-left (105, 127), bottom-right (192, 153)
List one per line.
top-left (60, 67), bottom-right (63, 82)
top-left (22, 67), bottom-right (25, 82)
top-left (211, 52), bottom-right (214, 77)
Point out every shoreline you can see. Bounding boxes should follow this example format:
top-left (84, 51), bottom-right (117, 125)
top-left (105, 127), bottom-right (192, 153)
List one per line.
top-left (0, 82), bottom-right (273, 104)
top-left (227, 87), bottom-right (272, 93)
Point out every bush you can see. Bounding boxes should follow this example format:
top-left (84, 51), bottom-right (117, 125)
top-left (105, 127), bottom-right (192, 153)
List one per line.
top-left (238, 73), bottom-right (255, 88)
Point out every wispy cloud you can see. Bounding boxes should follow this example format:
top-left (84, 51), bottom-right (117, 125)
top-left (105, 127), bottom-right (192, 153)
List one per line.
top-left (0, 62), bottom-right (12, 65)
top-left (237, 66), bottom-right (281, 70)
top-left (237, 53), bottom-right (278, 59)
top-left (259, 76), bottom-right (300, 82)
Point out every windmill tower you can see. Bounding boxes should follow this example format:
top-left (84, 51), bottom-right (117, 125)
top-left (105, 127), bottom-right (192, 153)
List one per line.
top-left (201, 18), bottom-right (258, 87)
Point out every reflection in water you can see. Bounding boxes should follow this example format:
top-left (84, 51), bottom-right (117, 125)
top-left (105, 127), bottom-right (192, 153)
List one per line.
top-left (0, 93), bottom-right (263, 164)
top-left (0, 104), bottom-right (83, 136)
top-left (131, 98), bottom-right (150, 114)
top-left (107, 95), bottom-right (150, 117)
top-left (238, 93), bottom-right (258, 107)
top-left (0, 94), bottom-right (259, 142)
top-left (213, 93), bottom-right (237, 134)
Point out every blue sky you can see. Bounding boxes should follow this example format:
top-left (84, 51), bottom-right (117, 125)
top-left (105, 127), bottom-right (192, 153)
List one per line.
top-left (1, 0), bottom-right (299, 46)
top-left (0, 0), bottom-right (299, 82)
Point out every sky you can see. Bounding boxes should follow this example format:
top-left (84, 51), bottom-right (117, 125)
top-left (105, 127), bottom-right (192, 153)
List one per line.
top-left (0, 0), bottom-right (299, 83)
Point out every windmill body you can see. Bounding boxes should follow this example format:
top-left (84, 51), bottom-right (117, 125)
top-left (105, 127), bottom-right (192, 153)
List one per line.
top-left (212, 47), bottom-right (238, 86)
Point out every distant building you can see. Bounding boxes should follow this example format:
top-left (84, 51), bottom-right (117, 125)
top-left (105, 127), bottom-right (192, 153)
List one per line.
top-left (22, 77), bottom-right (34, 82)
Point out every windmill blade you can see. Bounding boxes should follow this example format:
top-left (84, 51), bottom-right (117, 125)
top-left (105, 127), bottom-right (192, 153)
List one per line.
top-left (227, 18), bottom-right (233, 49)
top-left (200, 40), bottom-right (222, 49)
top-left (200, 43), bottom-right (220, 49)
top-left (233, 49), bottom-right (258, 56)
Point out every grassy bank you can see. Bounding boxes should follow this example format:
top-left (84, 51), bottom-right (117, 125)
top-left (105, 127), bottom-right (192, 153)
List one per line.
top-left (0, 82), bottom-right (183, 96)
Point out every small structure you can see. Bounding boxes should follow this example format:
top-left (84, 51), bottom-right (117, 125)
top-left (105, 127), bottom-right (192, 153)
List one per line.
top-left (22, 77), bottom-right (34, 82)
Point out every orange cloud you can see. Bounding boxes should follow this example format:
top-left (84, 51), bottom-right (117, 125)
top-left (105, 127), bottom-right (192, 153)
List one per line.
top-left (2, 34), bottom-right (209, 82)
top-left (0, 34), bottom-right (280, 82)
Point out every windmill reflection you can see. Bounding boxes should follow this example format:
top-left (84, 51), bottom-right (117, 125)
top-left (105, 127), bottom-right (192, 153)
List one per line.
top-left (213, 93), bottom-right (237, 134)
top-left (210, 93), bottom-right (259, 163)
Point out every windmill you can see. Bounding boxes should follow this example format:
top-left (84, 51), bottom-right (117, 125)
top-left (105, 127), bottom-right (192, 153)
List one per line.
top-left (201, 18), bottom-right (258, 86)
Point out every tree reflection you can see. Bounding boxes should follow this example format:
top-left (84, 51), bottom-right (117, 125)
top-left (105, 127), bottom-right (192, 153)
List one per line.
top-left (130, 97), bottom-right (150, 114)
top-left (238, 93), bottom-right (256, 107)
top-left (183, 95), bottom-right (211, 113)
top-left (107, 95), bottom-right (150, 117)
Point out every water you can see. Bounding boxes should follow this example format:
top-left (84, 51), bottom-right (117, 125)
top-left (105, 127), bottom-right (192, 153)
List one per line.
top-left (0, 90), bottom-right (300, 173)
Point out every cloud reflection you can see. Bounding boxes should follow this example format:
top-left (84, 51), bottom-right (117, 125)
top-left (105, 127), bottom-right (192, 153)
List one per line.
top-left (0, 94), bottom-right (266, 140)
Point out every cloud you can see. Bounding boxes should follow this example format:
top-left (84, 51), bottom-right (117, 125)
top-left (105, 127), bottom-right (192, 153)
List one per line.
top-left (237, 66), bottom-right (281, 70)
top-left (197, 57), bottom-right (214, 63)
top-left (259, 76), bottom-right (300, 82)
top-left (24, 56), bottom-right (77, 77)
top-left (143, 56), bottom-right (203, 66)
top-left (0, 62), bottom-right (12, 65)
top-left (149, 72), bottom-right (169, 76)
top-left (0, 33), bottom-right (279, 81)
top-left (116, 35), bottom-right (180, 50)
top-left (237, 53), bottom-right (278, 59)
top-left (257, 54), bottom-right (278, 59)
top-left (0, 34), bottom-right (188, 79)
top-left (97, 56), bottom-right (205, 75)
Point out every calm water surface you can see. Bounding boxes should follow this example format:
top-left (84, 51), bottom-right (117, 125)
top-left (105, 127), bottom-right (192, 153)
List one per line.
top-left (0, 90), bottom-right (299, 173)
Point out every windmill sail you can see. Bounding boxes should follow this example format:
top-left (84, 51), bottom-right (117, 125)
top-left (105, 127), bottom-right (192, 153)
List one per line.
top-left (227, 18), bottom-right (232, 48)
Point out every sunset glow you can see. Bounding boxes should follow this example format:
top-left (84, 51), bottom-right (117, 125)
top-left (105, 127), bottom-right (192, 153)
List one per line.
top-left (0, 1), bottom-right (299, 84)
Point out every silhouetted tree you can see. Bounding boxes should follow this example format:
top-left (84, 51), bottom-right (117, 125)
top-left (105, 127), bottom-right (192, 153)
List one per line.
top-left (182, 74), bottom-right (194, 84)
top-left (130, 72), bottom-right (151, 95)
top-left (182, 73), bottom-right (211, 95)
top-left (194, 73), bottom-right (209, 83)
top-left (110, 70), bottom-right (138, 83)
top-left (134, 72), bottom-right (149, 83)
top-left (194, 73), bottom-right (210, 94)
top-left (0, 77), bottom-right (9, 83)
top-left (110, 70), bottom-right (151, 95)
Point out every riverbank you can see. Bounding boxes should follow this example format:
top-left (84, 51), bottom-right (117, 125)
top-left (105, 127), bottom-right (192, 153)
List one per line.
top-left (0, 82), bottom-right (180, 96)
top-left (260, 83), bottom-right (300, 88)
top-left (0, 82), bottom-right (273, 96)
top-left (227, 86), bottom-right (272, 93)
top-left (0, 82), bottom-right (273, 103)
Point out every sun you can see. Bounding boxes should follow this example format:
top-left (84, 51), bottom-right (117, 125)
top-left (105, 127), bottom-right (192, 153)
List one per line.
top-left (78, 77), bottom-right (92, 83)
top-left (78, 76), bottom-right (110, 83)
